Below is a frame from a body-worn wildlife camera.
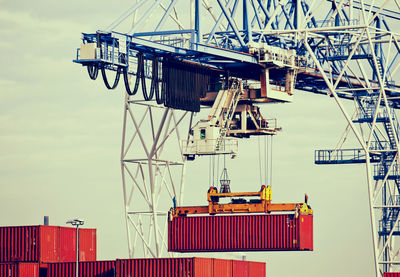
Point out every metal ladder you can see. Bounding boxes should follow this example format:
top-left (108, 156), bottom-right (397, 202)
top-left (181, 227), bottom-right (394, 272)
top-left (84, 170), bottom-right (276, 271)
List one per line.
top-left (215, 80), bottom-right (243, 151)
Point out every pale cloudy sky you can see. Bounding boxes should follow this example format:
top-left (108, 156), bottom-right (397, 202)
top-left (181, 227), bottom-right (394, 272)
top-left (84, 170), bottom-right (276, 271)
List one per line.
top-left (0, 1), bottom-right (374, 276)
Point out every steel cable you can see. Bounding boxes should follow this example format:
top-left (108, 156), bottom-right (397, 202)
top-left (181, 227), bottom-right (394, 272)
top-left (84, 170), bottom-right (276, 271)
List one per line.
top-left (101, 65), bottom-right (122, 89)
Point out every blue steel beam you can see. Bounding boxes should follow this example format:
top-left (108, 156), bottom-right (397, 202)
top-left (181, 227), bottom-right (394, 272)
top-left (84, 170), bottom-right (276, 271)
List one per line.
top-left (216, 0), bottom-right (246, 48)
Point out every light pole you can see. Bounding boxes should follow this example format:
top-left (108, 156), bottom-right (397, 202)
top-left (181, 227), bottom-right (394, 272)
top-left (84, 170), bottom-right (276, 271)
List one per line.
top-left (66, 219), bottom-right (84, 277)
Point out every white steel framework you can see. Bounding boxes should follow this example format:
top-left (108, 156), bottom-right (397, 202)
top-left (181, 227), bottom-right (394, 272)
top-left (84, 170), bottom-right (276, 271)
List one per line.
top-left (120, 95), bottom-right (192, 258)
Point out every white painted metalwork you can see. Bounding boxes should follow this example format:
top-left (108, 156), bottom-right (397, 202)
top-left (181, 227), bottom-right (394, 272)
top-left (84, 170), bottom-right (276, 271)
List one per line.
top-left (120, 95), bottom-right (192, 258)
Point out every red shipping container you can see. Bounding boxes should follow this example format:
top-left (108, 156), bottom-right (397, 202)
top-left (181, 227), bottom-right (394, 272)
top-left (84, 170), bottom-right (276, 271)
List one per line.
top-left (78, 229), bottom-right (96, 262)
top-left (47, 260), bottom-right (115, 277)
top-left (213, 259), bottom-right (232, 277)
top-left (0, 226), bottom-right (58, 263)
top-left (384, 274), bottom-right (400, 277)
top-left (0, 263), bottom-right (39, 277)
top-left (168, 214), bottom-right (313, 252)
top-left (233, 260), bottom-right (248, 277)
top-left (59, 227), bottom-right (76, 263)
top-left (116, 258), bottom-right (266, 277)
top-left (0, 226), bottom-right (97, 263)
top-left (59, 228), bottom-right (96, 262)
top-left (248, 261), bottom-right (266, 277)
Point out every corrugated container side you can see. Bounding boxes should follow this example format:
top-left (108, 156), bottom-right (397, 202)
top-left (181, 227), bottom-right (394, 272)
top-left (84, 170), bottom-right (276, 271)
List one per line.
top-left (47, 260), bottom-right (115, 277)
top-left (39, 226), bottom-right (59, 263)
top-left (0, 226), bottom-right (39, 262)
top-left (117, 258), bottom-right (193, 277)
top-left (0, 263), bottom-right (39, 277)
top-left (59, 227), bottom-right (97, 263)
top-left (248, 261), bottom-right (266, 277)
top-left (213, 259), bottom-right (232, 277)
top-left (384, 274), bottom-right (400, 277)
top-left (59, 227), bottom-right (76, 263)
top-left (299, 215), bottom-right (313, 250)
top-left (0, 226), bottom-right (97, 263)
top-left (79, 229), bottom-right (96, 261)
top-left (193, 258), bottom-right (213, 277)
top-left (232, 260), bottom-right (248, 277)
top-left (169, 214), bottom-right (313, 252)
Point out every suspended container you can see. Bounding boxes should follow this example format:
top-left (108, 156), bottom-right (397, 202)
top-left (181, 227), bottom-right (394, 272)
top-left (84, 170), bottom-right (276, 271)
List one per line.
top-left (168, 214), bottom-right (313, 252)
top-left (0, 262), bottom-right (39, 277)
top-left (116, 258), bottom-right (266, 277)
top-left (384, 274), bottom-right (400, 277)
top-left (47, 260), bottom-right (115, 277)
top-left (0, 226), bottom-right (96, 263)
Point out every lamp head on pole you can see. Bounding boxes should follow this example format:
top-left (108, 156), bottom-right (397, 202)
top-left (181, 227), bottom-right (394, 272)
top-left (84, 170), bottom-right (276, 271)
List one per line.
top-left (66, 219), bottom-right (85, 227)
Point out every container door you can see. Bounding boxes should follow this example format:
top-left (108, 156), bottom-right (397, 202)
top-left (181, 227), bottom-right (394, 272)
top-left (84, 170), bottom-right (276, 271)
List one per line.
top-left (193, 258), bottom-right (213, 277)
top-left (79, 229), bottom-right (97, 261)
top-left (39, 226), bottom-right (59, 263)
top-left (213, 259), bottom-right (232, 277)
top-left (59, 227), bottom-right (76, 262)
top-left (232, 260), bottom-right (248, 277)
top-left (298, 215), bottom-right (313, 251)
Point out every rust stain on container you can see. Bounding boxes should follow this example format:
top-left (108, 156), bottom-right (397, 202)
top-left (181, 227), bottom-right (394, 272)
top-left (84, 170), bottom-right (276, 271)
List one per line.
top-left (0, 262), bottom-right (39, 277)
top-left (168, 214), bottom-right (313, 252)
top-left (47, 260), bottom-right (115, 277)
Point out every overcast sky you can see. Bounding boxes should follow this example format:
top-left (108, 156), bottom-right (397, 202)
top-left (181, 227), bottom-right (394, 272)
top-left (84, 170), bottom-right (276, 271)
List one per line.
top-left (0, 1), bottom-right (375, 276)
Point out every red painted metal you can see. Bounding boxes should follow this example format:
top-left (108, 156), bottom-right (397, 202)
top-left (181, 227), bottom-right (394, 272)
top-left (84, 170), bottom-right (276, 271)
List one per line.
top-left (384, 274), bottom-right (400, 277)
top-left (232, 260), bottom-right (248, 277)
top-left (78, 229), bottom-right (96, 261)
top-left (0, 263), bottom-right (39, 277)
top-left (47, 260), bottom-right (115, 277)
top-left (213, 259), bottom-right (232, 277)
top-left (116, 258), bottom-right (266, 277)
top-left (117, 258), bottom-right (193, 277)
top-left (39, 227), bottom-right (59, 263)
top-left (248, 261), bottom-right (266, 277)
top-left (193, 258), bottom-right (212, 277)
top-left (0, 226), bottom-right (97, 263)
top-left (59, 227), bottom-right (76, 263)
top-left (168, 214), bottom-right (313, 252)
top-left (0, 226), bottom-right (58, 263)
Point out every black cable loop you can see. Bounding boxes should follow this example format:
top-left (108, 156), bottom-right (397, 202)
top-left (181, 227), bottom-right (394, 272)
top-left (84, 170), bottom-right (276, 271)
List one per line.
top-left (101, 65), bottom-right (121, 89)
top-left (160, 59), bottom-right (167, 105)
top-left (123, 53), bottom-right (142, 95)
top-left (87, 65), bottom-right (99, 80)
top-left (148, 57), bottom-right (158, 102)
top-left (155, 58), bottom-right (163, 104)
top-left (141, 55), bottom-right (154, 101)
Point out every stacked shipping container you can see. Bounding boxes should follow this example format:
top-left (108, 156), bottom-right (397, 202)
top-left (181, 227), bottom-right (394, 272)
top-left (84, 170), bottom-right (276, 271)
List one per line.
top-left (169, 214), bottom-right (313, 252)
top-left (384, 274), bottom-right (400, 277)
top-left (47, 260), bottom-right (115, 277)
top-left (0, 263), bottom-right (39, 277)
top-left (46, 258), bottom-right (266, 277)
top-left (0, 226), bottom-right (96, 263)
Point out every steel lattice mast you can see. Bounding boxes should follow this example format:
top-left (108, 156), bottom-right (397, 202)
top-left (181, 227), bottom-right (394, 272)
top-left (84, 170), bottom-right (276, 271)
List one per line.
top-left (73, 0), bottom-right (400, 275)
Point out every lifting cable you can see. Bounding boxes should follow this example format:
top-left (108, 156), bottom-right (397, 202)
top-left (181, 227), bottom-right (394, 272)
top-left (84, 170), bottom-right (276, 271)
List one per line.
top-left (101, 65), bottom-right (122, 89)
top-left (269, 136), bottom-right (273, 186)
top-left (258, 136), bottom-right (263, 186)
top-left (257, 135), bottom-right (273, 186)
top-left (87, 65), bottom-right (99, 80)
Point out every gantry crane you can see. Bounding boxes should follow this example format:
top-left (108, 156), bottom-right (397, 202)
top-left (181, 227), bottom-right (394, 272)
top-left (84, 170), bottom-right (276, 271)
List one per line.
top-left (74, 1), bottom-right (400, 276)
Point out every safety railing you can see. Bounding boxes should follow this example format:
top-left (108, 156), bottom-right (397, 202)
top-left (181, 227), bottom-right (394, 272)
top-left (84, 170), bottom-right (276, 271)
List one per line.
top-left (315, 148), bottom-right (371, 164)
top-left (182, 138), bottom-right (238, 156)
